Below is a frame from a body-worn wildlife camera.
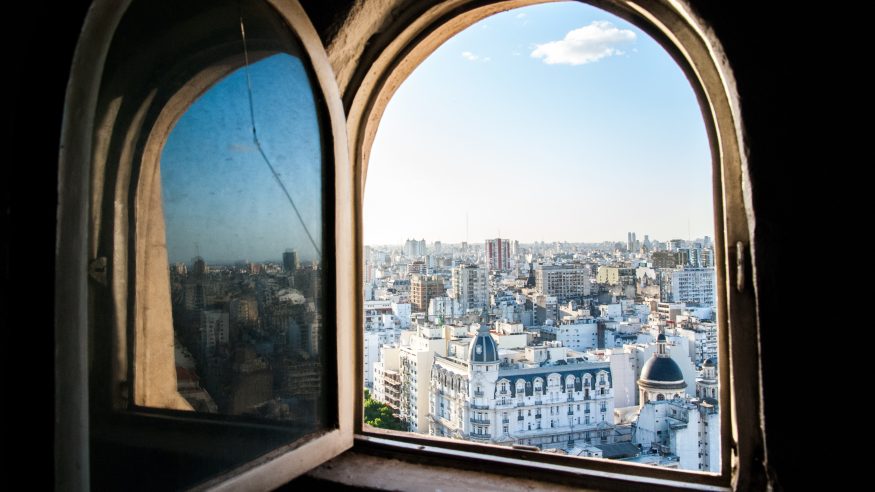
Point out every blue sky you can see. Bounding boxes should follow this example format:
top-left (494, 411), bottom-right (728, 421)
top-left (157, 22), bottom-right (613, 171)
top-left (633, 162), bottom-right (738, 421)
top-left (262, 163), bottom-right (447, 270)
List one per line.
top-left (364, 2), bottom-right (713, 246)
top-left (161, 54), bottom-right (323, 264)
top-left (159, 1), bottom-right (713, 264)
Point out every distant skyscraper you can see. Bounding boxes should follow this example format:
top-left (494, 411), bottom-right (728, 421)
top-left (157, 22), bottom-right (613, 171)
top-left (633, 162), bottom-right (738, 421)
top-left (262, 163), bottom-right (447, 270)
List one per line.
top-left (485, 238), bottom-right (511, 272)
top-left (283, 249), bottom-right (298, 272)
top-left (404, 238), bottom-right (426, 257)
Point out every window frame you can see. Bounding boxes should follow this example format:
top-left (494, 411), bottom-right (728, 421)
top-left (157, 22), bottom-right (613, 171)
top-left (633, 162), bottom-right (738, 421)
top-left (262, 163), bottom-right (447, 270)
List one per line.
top-left (55, 0), bottom-right (766, 489)
top-left (344, 0), bottom-right (762, 490)
top-left (55, 0), bottom-right (356, 490)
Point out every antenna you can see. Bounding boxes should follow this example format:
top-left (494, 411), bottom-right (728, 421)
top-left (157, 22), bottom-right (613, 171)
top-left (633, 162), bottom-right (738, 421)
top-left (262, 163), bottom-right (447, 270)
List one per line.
top-left (195, 241), bottom-right (200, 258)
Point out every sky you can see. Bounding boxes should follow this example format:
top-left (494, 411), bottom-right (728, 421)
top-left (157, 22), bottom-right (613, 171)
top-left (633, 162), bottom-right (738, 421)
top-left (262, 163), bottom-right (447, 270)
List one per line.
top-left (363, 2), bottom-right (713, 246)
top-left (161, 53), bottom-right (324, 264)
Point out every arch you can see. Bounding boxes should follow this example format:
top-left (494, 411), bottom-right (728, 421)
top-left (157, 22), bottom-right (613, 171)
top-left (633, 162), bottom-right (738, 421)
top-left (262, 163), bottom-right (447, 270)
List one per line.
top-left (344, 0), bottom-right (762, 482)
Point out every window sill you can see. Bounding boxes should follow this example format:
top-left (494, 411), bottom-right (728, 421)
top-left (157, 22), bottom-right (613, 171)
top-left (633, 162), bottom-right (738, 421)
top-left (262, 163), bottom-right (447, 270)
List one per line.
top-left (300, 435), bottom-right (729, 492)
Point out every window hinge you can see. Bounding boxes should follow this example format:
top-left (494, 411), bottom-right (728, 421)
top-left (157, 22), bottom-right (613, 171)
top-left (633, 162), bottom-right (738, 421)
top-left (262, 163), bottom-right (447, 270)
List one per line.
top-left (89, 257), bottom-right (108, 286)
top-left (735, 241), bottom-right (746, 293)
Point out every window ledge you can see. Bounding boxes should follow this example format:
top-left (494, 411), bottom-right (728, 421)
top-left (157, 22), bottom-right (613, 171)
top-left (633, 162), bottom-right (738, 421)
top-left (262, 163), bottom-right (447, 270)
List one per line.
top-left (303, 436), bottom-right (729, 492)
top-left (306, 450), bottom-right (587, 491)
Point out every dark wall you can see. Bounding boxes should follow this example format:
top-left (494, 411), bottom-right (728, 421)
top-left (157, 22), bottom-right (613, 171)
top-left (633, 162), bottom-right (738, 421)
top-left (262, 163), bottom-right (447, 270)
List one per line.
top-left (9, 0), bottom-right (790, 489)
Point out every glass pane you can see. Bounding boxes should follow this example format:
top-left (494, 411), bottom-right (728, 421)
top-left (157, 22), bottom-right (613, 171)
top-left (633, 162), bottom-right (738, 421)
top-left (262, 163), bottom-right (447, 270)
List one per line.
top-left (151, 6), bottom-right (327, 435)
top-left (362, 1), bottom-right (720, 474)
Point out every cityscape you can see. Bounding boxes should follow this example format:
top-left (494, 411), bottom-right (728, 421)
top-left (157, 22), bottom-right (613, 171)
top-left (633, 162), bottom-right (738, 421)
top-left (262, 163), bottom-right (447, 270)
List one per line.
top-left (363, 234), bottom-right (719, 472)
top-left (168, 250), bottom-right (327, 433)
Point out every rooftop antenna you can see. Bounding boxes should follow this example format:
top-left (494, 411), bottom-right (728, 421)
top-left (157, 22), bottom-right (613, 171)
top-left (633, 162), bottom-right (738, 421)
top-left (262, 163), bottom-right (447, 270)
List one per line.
top-left (195, 241), bottom-right (200, 258)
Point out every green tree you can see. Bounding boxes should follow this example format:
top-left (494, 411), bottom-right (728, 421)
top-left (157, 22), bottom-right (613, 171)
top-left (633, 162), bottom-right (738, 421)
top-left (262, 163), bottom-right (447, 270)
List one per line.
top-left (363, 389), bottom-right (404, 430)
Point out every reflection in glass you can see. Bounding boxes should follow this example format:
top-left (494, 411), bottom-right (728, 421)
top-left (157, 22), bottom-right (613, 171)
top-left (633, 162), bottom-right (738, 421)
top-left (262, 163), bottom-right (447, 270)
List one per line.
top-left (159, 52), bottom-right (326, 431)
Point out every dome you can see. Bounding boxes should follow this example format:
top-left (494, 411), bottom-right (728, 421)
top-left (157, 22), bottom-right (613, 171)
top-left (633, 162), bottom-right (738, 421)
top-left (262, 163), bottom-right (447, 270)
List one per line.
top-left (469, 324), bottom-right (499, 364)
top-left (639, 356), bottom-right (685, 385)
top-left (703, 357), bottom-right (716, 368)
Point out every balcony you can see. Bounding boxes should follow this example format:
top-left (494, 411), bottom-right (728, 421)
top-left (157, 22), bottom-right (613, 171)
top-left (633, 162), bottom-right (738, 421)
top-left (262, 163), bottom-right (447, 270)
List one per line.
top-left (517, 415), bottom-right (524, 421)
top-left (474, 390), bottom-right (484, 397)
top-left (502, 418), bottom-right (510, 424)
top-left (567, 394), bottom-right (574, 402)
top-left (535, 413), bottom-right (542, 419)
top-left (470, 403), bottom-right (489, 410)
top-left (470, 417), bottom-right (491, 425)
top-left (468, 433), bottom-right (491, 442)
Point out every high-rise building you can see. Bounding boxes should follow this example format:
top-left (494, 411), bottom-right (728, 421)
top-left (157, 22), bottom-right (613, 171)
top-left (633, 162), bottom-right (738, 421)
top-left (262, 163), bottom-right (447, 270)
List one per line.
top-left (451, 264), bottom-right (487, 312)
top-left (666, 267), bottom-right (716, 307)
top-left (410, 274), bottom-right (446, 313)
top-left (485, 237), bottom-right (511, 272)
top-left (282, 249), bottom-right (298, 272)
top-left (404, 238), bottom-right (426, 257)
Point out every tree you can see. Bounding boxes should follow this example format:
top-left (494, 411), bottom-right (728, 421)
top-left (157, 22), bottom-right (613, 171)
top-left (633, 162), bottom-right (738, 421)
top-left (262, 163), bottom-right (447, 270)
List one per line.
top-left (363, 389), bottom-right (404, 430)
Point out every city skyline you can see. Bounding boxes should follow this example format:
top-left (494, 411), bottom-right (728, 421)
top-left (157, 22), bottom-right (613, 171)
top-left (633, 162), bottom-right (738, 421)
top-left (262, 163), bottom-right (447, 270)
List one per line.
top-left (364, 2), bottom-right (712, 245)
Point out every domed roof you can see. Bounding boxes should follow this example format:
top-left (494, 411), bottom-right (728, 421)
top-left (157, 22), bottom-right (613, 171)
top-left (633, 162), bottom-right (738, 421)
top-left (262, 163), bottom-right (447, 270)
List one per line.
top-left (703, 357), bottom-right (716, 368)
top-left (469, 324), bottom-right (499, 364)
top-left (640, 356), bottom-right (685, 385)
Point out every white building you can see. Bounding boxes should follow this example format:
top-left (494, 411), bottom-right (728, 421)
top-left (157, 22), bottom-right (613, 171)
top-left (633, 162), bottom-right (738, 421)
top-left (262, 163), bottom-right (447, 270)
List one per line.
top-left (398, 322), bottom-right (448, 432)
top-left (631, 334), bottom-right (720, 472)
top-left (539, 318), bottom-right (598, 351)
top-left (667, 267), bottom-right (716, 307)
top-left (427, 296), bottom-right (462, 323)
top-left (373, 345), bottom-right (401, 416)
top-left (364, 326), bottom-right (405, 389)
top-left (452, 264), bottom-right (487, 312)
top-left (428, 325), bottom-right (615, 449)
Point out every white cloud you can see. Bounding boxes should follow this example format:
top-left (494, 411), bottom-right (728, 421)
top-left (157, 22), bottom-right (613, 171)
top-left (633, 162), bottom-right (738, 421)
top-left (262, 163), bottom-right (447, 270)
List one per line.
top-left (531, 21), bottom-right (636, 65)
top-left (462, 51), bottom-right (490, 63)
top-left (515, 13), bottom-right (527, 19)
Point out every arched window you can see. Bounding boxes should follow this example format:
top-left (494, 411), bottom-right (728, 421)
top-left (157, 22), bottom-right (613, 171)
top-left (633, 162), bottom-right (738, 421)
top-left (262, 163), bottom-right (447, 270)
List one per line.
top-left (55, 0), bottom-right (770, 489)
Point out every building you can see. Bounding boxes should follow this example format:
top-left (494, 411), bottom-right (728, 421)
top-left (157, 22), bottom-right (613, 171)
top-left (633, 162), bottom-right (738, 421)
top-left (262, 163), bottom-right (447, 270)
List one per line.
top-left (596, 266), bottom-right (636, 286)
top-left (363, 326), bottom-right (405, 389)
top-left (428, 325), bottom-right (616, 449)
top-left (410, 274), bottom-right (446, 313)
top-left (282, 249), bottom-right (298, 272)
top-left (404, 238), bottom-right (426, 257)
top-left (535, 264), bottom-right (591, 301)
top-left (485, 238), bottom-right (511, 272)
top-left (398, 323), bottom-right (448, 432)
top-left (372, 345), bottom-right (402, 416)
top-left (452, 264), bottom-right (487, 312)
top-left (666, 267), bottom-right (716, 307)
top-left (538, 318), bottom-right (598, 351)
top-left (631, 333), bottom-right (720, 472)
